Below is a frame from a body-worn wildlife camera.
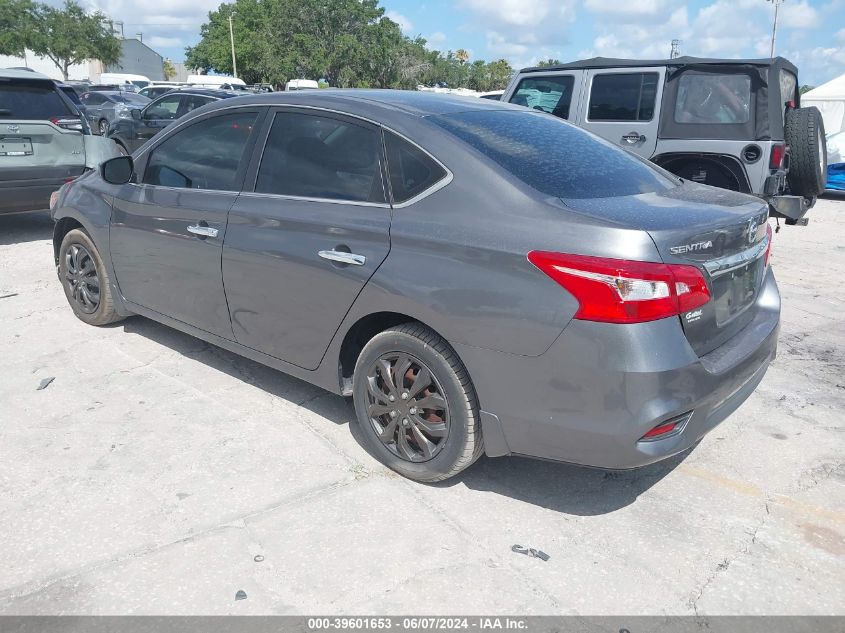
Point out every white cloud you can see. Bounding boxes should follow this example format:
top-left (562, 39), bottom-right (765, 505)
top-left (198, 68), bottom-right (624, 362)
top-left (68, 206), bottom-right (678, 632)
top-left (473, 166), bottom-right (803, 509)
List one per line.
top-left (385, 10), bottom-right (414, 34)
top-left (584, 0), bottom-right (673, 21)
top-left (146, 36), bottom-right (184, 48)
top-left (836, 27), bottom-right (845, 42)
top-left (780, 1), bottom-right (820, 30)
top-left (457, 0), bottom-right (577, 61)
top-left (425, 31), bottom-right (447, 51)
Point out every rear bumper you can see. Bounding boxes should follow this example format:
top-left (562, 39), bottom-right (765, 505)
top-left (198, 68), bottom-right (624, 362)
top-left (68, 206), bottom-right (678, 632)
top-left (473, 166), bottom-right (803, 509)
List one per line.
top-left (455, 268), bottom-right (780, 469)
top-left (0, 167), bottom-right (85, 214)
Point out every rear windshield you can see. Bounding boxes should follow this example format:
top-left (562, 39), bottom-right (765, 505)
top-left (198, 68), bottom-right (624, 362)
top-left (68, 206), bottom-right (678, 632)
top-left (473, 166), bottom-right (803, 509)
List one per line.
top-left (0, 81), bottom-right (74, 119)
top-left (432, 110), bottom-right (676, 199)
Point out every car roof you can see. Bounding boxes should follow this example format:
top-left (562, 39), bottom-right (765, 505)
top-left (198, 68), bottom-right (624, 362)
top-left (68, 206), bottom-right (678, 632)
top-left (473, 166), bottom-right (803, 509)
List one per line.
top-left (174, 88), bottom-right (237, 98)
top-left (1, 68), bottom-right (54, 81)
top-left (520, 56), bottom-right (798, 75)
top-left (202, 89), bottom-right (518, 118)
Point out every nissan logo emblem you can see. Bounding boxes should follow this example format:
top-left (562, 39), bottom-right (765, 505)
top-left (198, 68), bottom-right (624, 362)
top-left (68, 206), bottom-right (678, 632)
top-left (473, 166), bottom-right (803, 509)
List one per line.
top-left (747, 217), bottom-right (759, 245)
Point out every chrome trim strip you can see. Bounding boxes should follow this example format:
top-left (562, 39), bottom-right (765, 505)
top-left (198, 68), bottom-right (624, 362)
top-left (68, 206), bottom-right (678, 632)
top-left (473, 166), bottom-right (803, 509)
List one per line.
top-left (238, 191), bottom-right (390, 208)
top-left (703, 235), bottom-right (769, 277)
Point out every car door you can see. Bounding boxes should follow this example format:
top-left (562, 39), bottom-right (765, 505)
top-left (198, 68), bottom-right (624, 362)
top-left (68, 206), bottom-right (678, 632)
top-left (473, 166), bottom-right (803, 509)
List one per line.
top-left (578, 67), bottom-right (665, 158)
top-left (222, 108), bottom-right (391, 370)
top-left (109, 107), bottom-right (265, 339)
top-left (80, 92), bottom-right (105, 128)
top-left (504, 72), bottom-right (583, 122)
top-left (131, 93), bottom-right (183, 151)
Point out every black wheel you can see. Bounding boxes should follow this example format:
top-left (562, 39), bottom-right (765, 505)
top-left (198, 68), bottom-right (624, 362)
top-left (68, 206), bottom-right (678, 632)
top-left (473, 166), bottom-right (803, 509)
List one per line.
top-left (98, 119), bottom-right (109, 136)
top-left (352, 323), bottom-right (483, 482)
top-left (785, 106), bottom-right (827, 197)
top-left (58, 228), bottom-right (123, 326)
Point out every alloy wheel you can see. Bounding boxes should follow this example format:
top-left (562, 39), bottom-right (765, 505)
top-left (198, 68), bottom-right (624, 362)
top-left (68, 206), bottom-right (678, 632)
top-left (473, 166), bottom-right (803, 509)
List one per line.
top-left (64, 243), bottom-right (100, 314)
top-left (365, 352), bottom-right (451, 462)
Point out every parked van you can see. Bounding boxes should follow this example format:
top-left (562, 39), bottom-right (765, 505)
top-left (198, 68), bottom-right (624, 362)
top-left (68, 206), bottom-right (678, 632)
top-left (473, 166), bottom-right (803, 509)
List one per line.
top-left (285, 79), bottom-right (319, 91)
top-left (98, 73), bottom-right (151, 91)
top-left (186, 75), bottom-right (247, 91)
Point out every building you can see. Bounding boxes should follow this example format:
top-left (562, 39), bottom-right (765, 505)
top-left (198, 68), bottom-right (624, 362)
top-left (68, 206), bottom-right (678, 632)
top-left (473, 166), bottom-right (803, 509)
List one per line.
top-left (95, 36), bottom-right (165, 81)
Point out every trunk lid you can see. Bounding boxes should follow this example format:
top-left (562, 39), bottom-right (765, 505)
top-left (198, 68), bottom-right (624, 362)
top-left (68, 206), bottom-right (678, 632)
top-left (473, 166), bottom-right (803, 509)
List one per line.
top-left (0, 120), bottom-right (86, 170)
top-left (561, 182), bottom-right (770, 356)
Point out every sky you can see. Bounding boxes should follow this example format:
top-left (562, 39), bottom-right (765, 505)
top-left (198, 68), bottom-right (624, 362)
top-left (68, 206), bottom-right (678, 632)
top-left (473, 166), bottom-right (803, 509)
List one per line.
top-left (9, 0), bottom-right (845, 86)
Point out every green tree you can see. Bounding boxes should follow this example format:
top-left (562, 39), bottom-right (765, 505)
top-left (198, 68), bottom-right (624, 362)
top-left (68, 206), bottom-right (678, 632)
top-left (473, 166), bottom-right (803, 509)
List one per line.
top-left (535, 58), bottom-right (562, 68)
top-left (27, 1), bottom-right (120, 80)
top-left (487, 59), bottom-right (514, 90)
top-left (0, 0), bottom-right (36, 57)
top-left (800, 84), bottom-right (815, 95)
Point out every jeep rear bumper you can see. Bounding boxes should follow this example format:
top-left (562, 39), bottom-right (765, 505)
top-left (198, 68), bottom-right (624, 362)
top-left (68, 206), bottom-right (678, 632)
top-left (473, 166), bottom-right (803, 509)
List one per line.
top-left (768, 194), bottom-right (812, 222)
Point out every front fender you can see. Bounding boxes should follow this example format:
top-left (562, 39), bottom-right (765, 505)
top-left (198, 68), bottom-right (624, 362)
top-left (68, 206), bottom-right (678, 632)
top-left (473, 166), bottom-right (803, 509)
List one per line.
top-left (83, 135), bottom-right (122, 169)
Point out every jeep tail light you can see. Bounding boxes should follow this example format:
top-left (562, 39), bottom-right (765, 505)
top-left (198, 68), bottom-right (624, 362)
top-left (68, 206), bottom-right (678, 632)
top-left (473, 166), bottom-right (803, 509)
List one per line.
top-left (50, 117), bottom-right (83, 132)
top-left (527, 252), bottom-right (711, 324)
top-left (764, 222), bottom-right (773, 267)
top-left (769, 143), bottom-right (786, 170)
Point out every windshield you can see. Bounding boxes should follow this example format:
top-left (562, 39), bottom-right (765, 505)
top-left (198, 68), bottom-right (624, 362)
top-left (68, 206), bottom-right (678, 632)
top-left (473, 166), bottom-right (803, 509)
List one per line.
top-left (432, 110), bottom-right (676, 199)
top-left (0, 81), bottom-right (74, 119)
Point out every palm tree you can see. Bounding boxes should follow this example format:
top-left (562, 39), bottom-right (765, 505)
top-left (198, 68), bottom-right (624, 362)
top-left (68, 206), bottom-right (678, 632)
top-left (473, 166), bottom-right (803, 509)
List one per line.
top-left (455, 49), bottom-right (470, 65)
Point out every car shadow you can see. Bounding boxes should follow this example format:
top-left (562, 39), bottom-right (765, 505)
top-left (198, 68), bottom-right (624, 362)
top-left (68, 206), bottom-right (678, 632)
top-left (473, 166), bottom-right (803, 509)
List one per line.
top-left (119, 314), bottom-right (687, 516)
top-left (0, 211), bottom-right (53, 246)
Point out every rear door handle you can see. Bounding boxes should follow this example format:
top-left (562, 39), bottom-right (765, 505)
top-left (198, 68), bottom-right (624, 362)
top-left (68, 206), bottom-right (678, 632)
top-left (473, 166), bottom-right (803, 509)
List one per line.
top-left (187, 224), bottom-right (218, 238)
top-left (622, 132), bottom-right (645, 144)
top-left (318, 250), bottom-right (366, 266)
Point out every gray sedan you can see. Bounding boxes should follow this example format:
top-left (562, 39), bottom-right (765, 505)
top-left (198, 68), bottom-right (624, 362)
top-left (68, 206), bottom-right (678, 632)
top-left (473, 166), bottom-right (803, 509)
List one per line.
top-left (49, 91), bottom-right (779, 482)
top-left (79, 90), bottom-right (150, 136)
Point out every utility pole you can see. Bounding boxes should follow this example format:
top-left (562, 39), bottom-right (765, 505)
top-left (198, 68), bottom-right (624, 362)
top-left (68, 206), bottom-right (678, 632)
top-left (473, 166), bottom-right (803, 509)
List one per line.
top-left (670, 39), bottom-right (681, 59)
top-left (228, 12), bottom-right (238, 79)
top-left (768, 0), bottom-right (784, 58)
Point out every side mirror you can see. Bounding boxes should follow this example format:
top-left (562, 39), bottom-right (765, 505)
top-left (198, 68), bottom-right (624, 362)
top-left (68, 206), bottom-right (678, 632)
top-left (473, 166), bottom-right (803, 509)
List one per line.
top-left (131, 108), bottom-right (142, 121)
top-left (101, 155), bottom-right (134, 185)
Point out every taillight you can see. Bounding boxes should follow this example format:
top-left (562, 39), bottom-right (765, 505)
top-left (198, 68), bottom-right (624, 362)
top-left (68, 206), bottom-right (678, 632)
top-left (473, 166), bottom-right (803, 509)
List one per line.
top-left (769, 143), bottom-right (786, 169)
top-left (639, 412), bottom-right (692, 442)
top-left (50, 117), bottom-right (83, 131)
top-left (764, 222), bottom-right (773, 267)
top-left (527, 251), bottom-right (711, 324)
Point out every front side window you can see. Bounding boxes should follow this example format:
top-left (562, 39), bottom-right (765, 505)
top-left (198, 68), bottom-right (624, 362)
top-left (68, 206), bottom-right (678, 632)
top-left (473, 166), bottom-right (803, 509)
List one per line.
top-left (144, 95), bottom-right (181, 120)
top-left (255, 111), bottom-right (384, 203)
top-left (509, 75), bottom-right (575, 119)
top-left (83, 92), bottom-right (106, 105)
top-left (588, 73), bottom-right (659, 121)
top-left (144, 111), bottom-right (257, 191)
top-left (384, 131), bottom-right (447, 204)
top-left (674, 74), bottom-right (751, 124)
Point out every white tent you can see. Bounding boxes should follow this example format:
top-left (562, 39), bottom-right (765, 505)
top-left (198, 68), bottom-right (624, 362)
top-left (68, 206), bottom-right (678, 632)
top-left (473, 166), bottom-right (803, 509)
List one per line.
top-left (803, 73), bottom-right (845, 135)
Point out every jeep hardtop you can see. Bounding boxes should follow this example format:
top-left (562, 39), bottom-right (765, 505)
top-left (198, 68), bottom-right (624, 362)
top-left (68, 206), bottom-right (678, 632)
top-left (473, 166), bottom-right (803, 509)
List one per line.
top-left (504, 56), bottom-right (827, 224)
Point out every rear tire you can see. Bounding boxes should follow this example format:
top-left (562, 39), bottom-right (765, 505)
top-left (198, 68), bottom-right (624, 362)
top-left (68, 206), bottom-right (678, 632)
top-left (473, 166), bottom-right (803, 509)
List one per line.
top-left (785, 106), bottom-right (827, 197)
top-left (58, 228), bottom-right (123, 326)
top-left (352, 323), bottom-right (483, 482)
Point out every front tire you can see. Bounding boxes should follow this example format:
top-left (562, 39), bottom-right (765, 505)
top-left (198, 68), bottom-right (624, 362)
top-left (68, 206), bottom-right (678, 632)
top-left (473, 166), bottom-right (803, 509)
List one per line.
top-left (352, 323), bottom-right (483, 482)
top-left (58, 228), bottom-right (123, 326)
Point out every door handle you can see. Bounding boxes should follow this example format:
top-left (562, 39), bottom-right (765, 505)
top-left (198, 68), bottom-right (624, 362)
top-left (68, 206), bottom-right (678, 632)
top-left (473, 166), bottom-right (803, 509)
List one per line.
top-left (187, 224), bottom-right (219, 238)
top-left (318, 250), bottom-right (366, 266)
top-left (622, 132), bottom-right (646, 144)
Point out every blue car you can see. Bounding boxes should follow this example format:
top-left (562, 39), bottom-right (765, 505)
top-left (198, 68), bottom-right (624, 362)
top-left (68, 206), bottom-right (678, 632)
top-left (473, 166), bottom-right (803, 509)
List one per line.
top-left (826, 131), bottom-right (845, 191)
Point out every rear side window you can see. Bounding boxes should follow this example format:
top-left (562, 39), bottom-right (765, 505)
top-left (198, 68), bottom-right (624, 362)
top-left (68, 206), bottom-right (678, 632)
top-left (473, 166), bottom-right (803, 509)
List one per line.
top-left (432, 110), bottom-right (675, 200)
top-left (385, 131), bottom-right (447, 204)
top-left (0, 82), bottom-right (73, 119)
top-left (255, 111), bottom-right (385, 203)
top-left (588, 73), bottom-right (659, 121)
top-left (181, 95), bottom-right (213, 114)
top-left (674, 74), bottom-right (751, 124)
top-left (144, 111), bottom-right (257, 191)
top-left (509, 75), bottom-right (575, 119)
